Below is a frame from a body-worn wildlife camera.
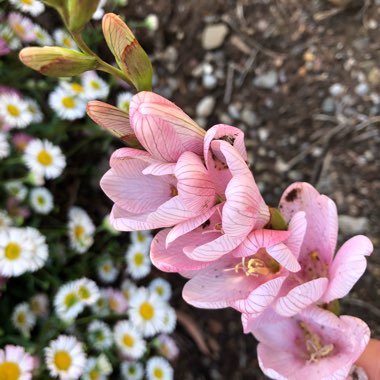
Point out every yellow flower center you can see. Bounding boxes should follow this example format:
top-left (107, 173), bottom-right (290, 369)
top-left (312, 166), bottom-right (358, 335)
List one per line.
top-left (30, 299), bottom-right (41, 314)
top-left (0, 362), bottom-right (21, 380)
top-left (64, 292), bottom-right (78, 308)
top-left (133, 253), bottom-right (144, 267)
top-left (154, 367), bottom-right (164, 379)
top-left (89, 370), bottom-right (99, 380)
top-left (102, 264), bottom-right (111, 273)
top-left (62, 37), bottom-right (72, 48)
top-left (78, 286), bottom-right (90, 300)
top-left (90, 80), bottom-right (101, 90)
top-left (122, 334), bottom-right (134, 348)
top-left (62, 96), bottom-right (76, 109)
top-left (108, 298), bottom-right (118, 311)
top-left (5, 242), bottom-right (21, 260)
top-left (74, 225), bottom-right (84, 240)
top-left (37, 195), bottom-right (45, 205)
top-left (139, 302), bottom-right (154, 320)
top-left (37, 150), bottom-right (53, 166)
top-left (53, 351), bottom-right (72, 371)
top-left (16, 313), bottom-right (26, 325)
top-left (6, 104), bottom-right (20, 117)
top-left (21, 0), bottom-right (33, 4)
top-left (70, 83), bottom-right (84, 94)
top-left (14, 23), bottom-right (25, 36)
top-left (156, 287), bottom-right (164, 296)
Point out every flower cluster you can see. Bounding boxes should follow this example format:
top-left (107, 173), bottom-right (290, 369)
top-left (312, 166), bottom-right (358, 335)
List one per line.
top-left (98, 91), bottom-right (374, 379)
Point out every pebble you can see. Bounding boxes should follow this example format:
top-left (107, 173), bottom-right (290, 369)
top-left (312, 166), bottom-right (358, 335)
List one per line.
top-left (355, 82), bottom-right (369, 96)
top-left (339, 215), bottom-right (369, 235)
top-left (258, 128), bottom-right (269, 142)
top-left (368, 67), bottom-right (380, 85)
top-left (196, 96), bottom-right (215, 118)
top-left (275, 158), bottom-right (289, 173)
top-left (241, 108), bottom-right (258, 127)
top-left (201, 23), bottom-right (229, 50)
top-left (329, 83), bottom-right (345, 97)
top-left (253, 70), bottom-right (278, 89)
top-left (228, 103), bottom-right (242, 119)
top-left (162, 46), bottom-right (178, 62)
top-left (322, 97), bottom-right (336, 113)
top-left (202, 74), bottom-right (218, 89)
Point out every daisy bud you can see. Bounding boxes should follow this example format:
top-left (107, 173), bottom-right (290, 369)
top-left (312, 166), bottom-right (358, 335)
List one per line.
top-left (102, 13), bottom-right (153, 91)
top-left (67, 0), bottom-right (101, 32)
top-left (19, 47), bottom-right (97, 77)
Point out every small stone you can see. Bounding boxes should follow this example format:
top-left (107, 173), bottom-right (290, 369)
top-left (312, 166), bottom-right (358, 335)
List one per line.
top-left (368, 67), bottom-right (380, 85)
top-left (355, 82), bottom-right (369, 96)
top-left (329, 83), bottom-right (345, 97)
top-left (219, 113), bottom-right (232, 125)
top-left (228, 103), bottom-right (242, 119)
top-left (253, 70), bottom-right (278, 90)
top-left (241, 108), bottom-right (258, 127)
top-left (258, 128), bottom-right (269, 142)
top-left (339, 215), bottom-right (369, 235)
top-left (275, 158), bottom-right (289, 173)
top-left (322, 97), bottom-right (336, 113)
top-left (196, 96), bottom-right (215, 118)
top-left (162, 46), bottom-right (178, 62)
top-left (201, 23), bottom-right (229, 50)
top-left (202, 62), bottom-right (213, 75)
top-left (202, 74), bottom-right (218, 89)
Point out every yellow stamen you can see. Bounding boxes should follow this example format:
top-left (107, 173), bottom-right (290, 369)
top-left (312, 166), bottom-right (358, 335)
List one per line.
top-left (64, 292), bottom-right (78, 308)
top-left (133, 253), bottom-right (144, 266)
top-left (123, 334), bottom-right (134, 347)
top-left (74, 225), bottom-right (84, 240)
top-left (37, 150), bottom-right (53, 166)
top-left (62, 37), bottom-right (72, 47)
top-left (139, 302), bottom-right (154, 320)
top-left (78, 286), bottom-right (90, 300)
top-left (154, 367), bottom-right (164, 379)
top-left (6, 104), bottom-right (20, 117)
top-left (5, 242), bottom-right (21, 260)
top-left (70, 83), bottom-right (84, 93)
top-left (62, 96), bottom-right (76, 109)
top-left (0, 362), bottom-right (21, 380)
top-left (90, 80), bottom-right (101, 90)
top-left (21, 0), bottom-right (33, 4)
top-left (53, 351), bottom-right (72, 370)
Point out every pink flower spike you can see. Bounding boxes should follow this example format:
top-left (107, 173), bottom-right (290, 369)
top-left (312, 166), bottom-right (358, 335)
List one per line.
top-left (130, 91), bottom-right (205, 162)
top-left (247, 307), bottom-right (370, 380)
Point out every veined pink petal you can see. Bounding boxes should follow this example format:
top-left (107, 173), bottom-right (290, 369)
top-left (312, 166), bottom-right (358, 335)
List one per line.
top-left (151, 229), bottom-right (210, 273)
top-left (322, 235), bottom-right (373, 303)
top-left (142, 162), bottom-right (176, 176)
top-left (285, 211), bottom-right (307, 259)
top-left (279, 182), bottom-right (338, 263)
top-left (273, 278), bottom-right (329, 317)
top-left (130, 91), bottom-right (204, 161)
top-left (166, 206), bottom-right (217, 246)
top-left (175, 151), bottom-right (216, 213)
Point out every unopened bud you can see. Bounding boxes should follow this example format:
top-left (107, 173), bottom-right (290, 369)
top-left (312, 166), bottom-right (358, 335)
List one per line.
top-left (19, 47), bottom-right (97, 77)
top-left (67, 0), bottom-right (100, 32)
top-left (144, 14), bottom-right (159, 31)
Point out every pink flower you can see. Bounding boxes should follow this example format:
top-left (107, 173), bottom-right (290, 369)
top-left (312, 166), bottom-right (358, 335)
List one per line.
top-left (0, 38), bottom-right (11, 57)
top-left (245, 306), bottom-right (370, 380)
top-left (180, 211), bottom-right (306, 316)
top-left (8, 13), bottom-right (35, 43)
top-left (272, 182), bottom-right (373, 317)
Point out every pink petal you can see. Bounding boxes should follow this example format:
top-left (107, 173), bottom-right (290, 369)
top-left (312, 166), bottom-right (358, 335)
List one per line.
top-left (150, 229), bottom-right (210, 273)
top-left (130, 91), bottom-right (204, 161)
top-left (175, 152), bottom-right (216, 213)
top-left (142, 162), bottom-right (176, 176)
top-left (322, 235), bottom-right (373, 303)
top-left (285, 211), bottom-right (307, 259)
top-left (279, 182), bottom-right (338, 263)
top-left (273, 278), bottom-right (329, 317)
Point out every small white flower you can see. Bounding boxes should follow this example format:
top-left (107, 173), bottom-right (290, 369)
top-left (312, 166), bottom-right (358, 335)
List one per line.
top-left (11, 302), bottom-right (36, 335)
top-left (30, 187), bottom-right (54, 214)
top-left (87, 320), bottom-right (113, 351)
top-left (97, 256), bottom-right (119, 284)
top-left (0, 25), bottom-right (21, 50)
top-left (117, 92), bottom-right (133, 112)
top-left (8, 12), bottom-right (35, 42)
top-left (0, 227), bottom-right (32, 277)
top-left (120, 361), bottom-right (144, 380)
top-left (82, 355), bottom-right (112, 380)
top-left (26, 98), bottom-right (44, 123)
top-left (68, 207), bottom-right (95, 254)
top-left (29, 293), bottom-right (49, 317)
top-left (74, 278), bottom-right (100, 305)
top-left (128, 288), bottom-right (167, 337)
top-left (160, 306), bottom-right (177, 334)
top-left (0, 93), bottom-right (33, 128)
top-left (5, 181), bottom-right (28, 201)
top-left (121, 279), bottom-right (137, 302)
top-left (90, 289), bottom-right (110, 317)
top-left (25, 227), bottom-right (49, 272)
top-left (130, 231), bottom-right (152, 248)
top-left (24, 138), bottom-right (66, 179)
top-left (0, 210), bottom-right (12, 230)
top-left (126, 243), bottom-right (151, 280)
top-left (0, 132), bottom-right (10, 159)
top-left (0, 345), bottom-right (34, 378)
top-left (33, 24), bottom-right (53, 46)
top-left (54, 281), bottom-right (84, 322)
top-left (82, 71), bottom-right (110, 100)
top-left (92, 0), bottom-right (107, 20)
top-left (106, 288), bottom-right (128, 314)
top-left (149, 278), bottom-right (172, 302)
top-left (45, 335), bottom-right (87, 380)
top-left (9, 0), bottom-right (45, 16)
top-left (114, 321), bottom-right (146, 359)
top-left (146, 356), bottom-right (173, 380)
top-left (49, 87), bottom-right (87, 120)
top-left (59, 81), bottom-right (87, 98)
top-left (53, 29), bottom-right (78, 50)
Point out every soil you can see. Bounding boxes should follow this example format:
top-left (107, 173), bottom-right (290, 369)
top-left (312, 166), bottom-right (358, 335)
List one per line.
top-left (116, 1), bottom-right (380, 379)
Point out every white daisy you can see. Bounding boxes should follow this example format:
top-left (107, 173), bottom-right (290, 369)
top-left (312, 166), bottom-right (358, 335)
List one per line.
top-left (53, 29), bottom-right (78, 50)
top-left (0, 227), bottom-right (32, 277)
top-left (0, 345), bottom-right (34, 379)
top-left (156, 334), bottom-right (179, 360)
top-left (121, 279), bottom-right (137, 302)
top-left (0, 93), bottom-right (33, 128)
top-left (92, 0), bottom-right (107, 20)
top-left (7, 12), bottom-right (35, 42)
top-left (4, 181), bottom-right (27, 201)
top-left (26, 98), bottom-right (44, 123)
top-left (97, 256), bottom-right (119, 284)
top-left (0, 132), bottom-right (10, 159)
top-left (59, 81), bottom-right (87, 99)
top-left (33, 24), bottom-right (53, 46)
top-left (120, 361), bottom-right (144, 380)
top-left (106, 288), bottom-right (128, 314)
top-left (24, 138), bottom-right (66, 179)
top-left (30, 187), bottom-right (54, 214)
top-left (29, 293), bottom-right (49, 317)
top-left (146, 357), bottom-right (173, 380)
top-left (128, 288), bottom-right (167, 337)
top-left (125, 243), bottom-right (151, 280)
top-left (90, 289), bottom-right (110, 317)
top-left (87, 320), bottom-right (113, 351)
top-left (148, 278), bottom-right (172, 302)
top-left (130, 231), bottom-right (152, 248)
top-left (0, 25), bottom-right (21, 50)
top-left (68, 207), bottom-right (95, 254)
top-left (54, 281), bottom-right (84, 322)
top-left (0, 210), bottom-right (12, 230)
top-left (116, 92), bottom-right (133, 112)
top-left (25, 226), bottom-right (49, 272)
top-left (45, 335), bottom-right (87, 380)
top-left (82, 355), bottom-right (112, 380)
top-left (11, 302), bottom-right (36, 336)
top-left (49, 87), bottom-right (86, 120)
top-left (113, 321), bottom-right (146, 359)
top-left (74, 278), bottom-right (100, 305)
top-left (160, 306), bottom-right (177, 334)
top-left (82, 71), bottom-right (110, 100)
top-left (9, 0), bottom-right (45, 16)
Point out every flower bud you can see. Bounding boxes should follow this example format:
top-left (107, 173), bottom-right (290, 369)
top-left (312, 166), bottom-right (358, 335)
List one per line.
top-left (102, 13), bottom-right (152, 91)
top-left (19, 47), bottom-right (97, 77)
top-left (67, 0), bottom-right (100, 32)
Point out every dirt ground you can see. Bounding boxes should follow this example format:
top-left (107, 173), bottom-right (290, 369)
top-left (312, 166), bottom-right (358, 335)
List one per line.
top-left (112, 1), bottom-right (380, 379)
